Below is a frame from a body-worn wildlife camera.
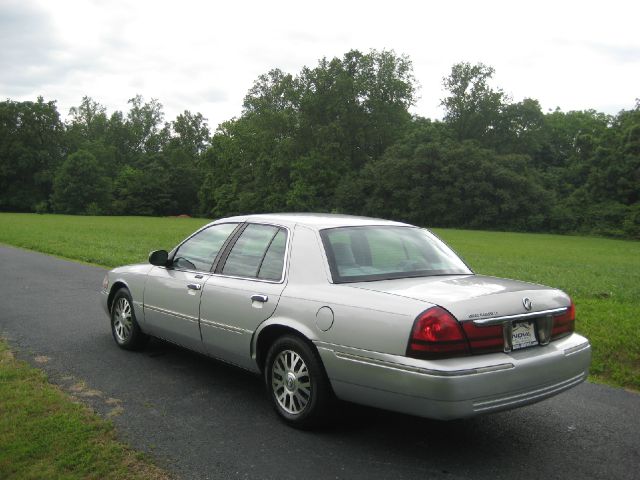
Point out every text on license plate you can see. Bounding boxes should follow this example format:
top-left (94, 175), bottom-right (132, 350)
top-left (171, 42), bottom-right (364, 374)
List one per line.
top-left (511, 321), bottom-right (538, 350)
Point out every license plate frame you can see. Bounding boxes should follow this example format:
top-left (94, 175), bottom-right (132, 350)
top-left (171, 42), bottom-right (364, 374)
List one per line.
top-left (510, 320), bottom-right (538, 350)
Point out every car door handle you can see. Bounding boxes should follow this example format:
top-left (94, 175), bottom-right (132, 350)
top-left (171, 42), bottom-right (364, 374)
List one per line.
top-left (187, 283), bottom-right (202, 291)
top-left (251, 294), bottom-right (268, 303)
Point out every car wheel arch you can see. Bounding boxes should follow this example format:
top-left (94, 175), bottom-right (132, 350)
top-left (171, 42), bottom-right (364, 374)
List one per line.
top-left (253, 320), bottom-right (319, 373)
top-left (107, 281), bottom-right (129, 312)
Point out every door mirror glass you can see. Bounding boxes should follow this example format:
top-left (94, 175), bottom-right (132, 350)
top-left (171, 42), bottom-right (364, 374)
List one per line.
top-left (149, 249), bottom-right (169, 266)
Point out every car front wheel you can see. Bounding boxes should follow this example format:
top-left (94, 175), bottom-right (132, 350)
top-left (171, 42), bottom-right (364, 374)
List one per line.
top-left (110, 288), bottom-right (147, 350)
top-left (265, 335), bottom-right (332, 428)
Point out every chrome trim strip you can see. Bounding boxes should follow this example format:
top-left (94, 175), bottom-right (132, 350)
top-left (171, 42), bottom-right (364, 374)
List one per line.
top-left (161, 266), bottom-right (213, 276)
top-left (144, 304), bottom-right (199, 324)
top-left (333, 351), bottom-right (513, 377)
top-left (209, 272), bottom-right (284, 284)
top-left (472, 372), bottom-right (586, 412)
top-left (564, 342), bottom-right (591, 356)
top-left (200, 318), bottom-right (251, 335)
top-left (472, 307), bottom-right (568, 326)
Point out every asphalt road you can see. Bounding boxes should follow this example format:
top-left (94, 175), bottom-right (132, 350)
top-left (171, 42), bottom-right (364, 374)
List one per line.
top-left (0, 245), bottom-right (638, 480)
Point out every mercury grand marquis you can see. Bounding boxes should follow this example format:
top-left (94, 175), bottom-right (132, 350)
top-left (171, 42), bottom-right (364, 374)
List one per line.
top-left (101, 213), bottom-right (591, 428)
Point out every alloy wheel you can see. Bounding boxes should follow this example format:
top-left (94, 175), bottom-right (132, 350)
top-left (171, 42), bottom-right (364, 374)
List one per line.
top-left (113, 296), bottom-right (133, 343)
top-left (271, 349), bottom-right (312, 414)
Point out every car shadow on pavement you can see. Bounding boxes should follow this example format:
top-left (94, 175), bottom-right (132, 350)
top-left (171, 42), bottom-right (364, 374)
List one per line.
top-left (141, 336), bottom-right (559, 451)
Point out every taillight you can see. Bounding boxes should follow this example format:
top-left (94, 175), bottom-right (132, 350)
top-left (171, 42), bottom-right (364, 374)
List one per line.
top-left (461, 322), bottom-right (504, 354)
top-left (407, 307), bottom-right (470, 359)
top-left (551, 300), bottom-right (575, 340)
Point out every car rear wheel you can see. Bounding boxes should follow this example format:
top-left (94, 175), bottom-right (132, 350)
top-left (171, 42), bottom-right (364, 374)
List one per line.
top-left (110, 288), bottom-right (147, 350)
top-left (265, 335), bottom-right (332, 429)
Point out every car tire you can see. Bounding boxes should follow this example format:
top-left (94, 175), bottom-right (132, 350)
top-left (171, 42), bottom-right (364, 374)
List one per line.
top-left (110, 288), bottom-right (148, 350)
top-left (265, 335), bottom-right (332, 429)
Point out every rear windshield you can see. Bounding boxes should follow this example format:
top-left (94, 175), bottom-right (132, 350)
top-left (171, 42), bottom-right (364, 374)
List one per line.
top-left (320, 226), bottom-right (472, 283)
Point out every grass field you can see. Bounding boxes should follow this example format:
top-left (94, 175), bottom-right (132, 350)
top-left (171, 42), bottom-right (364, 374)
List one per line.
top-left (0, 214), bottom-right (210, 267)
top-left (0, 339), bottom-right (169, 480)
top-left (0, 213), bottom-right (638, 392)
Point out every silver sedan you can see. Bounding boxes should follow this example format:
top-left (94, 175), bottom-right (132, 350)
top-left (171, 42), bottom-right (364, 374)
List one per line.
top-left (101, 213), bottom-right (591, 428)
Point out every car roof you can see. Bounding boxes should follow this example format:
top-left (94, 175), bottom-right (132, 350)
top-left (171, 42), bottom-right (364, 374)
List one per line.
top-left (209, 213), bottom-right (412, 231)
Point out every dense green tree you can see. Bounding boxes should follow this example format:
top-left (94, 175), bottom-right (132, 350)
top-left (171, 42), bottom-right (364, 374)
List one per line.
top-left (199, 112), bottom-right (295, 217)
top-left (104, 110), bottom-right (133, 167)
top-left (126, 95), bottom-right (169, 155)
top-left (170, 110), bottom-right (211, 157)
top-left (495, 98), bottom-right (545, 155)
top-left (441, 62), bottom-right (505, 143)
top-left (66, 96), bottom-right (109, 149)
top-left (154, 147), bottom-right (201, 215)
top-left (535, 104), bottom-right (640, 236)
top-left (51, 150), bottom-right (111, 214)
top-left (537, 108), bottom-right (611, 170)
top-left (110, 149), bottom-right (201, 216)
top-left (0, 97), bottom-right (64, 212)
top-left (0, 55), bottom-right (637, 239)
top-left (111, 165), bottom-right (155, 215)
top-left (351, 120), bottom-right (551, 231)
top-left (199, 49), bottom-right (416, 215)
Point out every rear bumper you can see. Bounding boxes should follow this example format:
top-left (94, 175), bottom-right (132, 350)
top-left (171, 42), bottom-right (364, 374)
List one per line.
top-left (316, 333), bottom-right (591, 420)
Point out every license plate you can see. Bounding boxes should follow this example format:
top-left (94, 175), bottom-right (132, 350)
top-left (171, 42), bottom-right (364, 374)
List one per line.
top-left (511, 320), bottom-right (538, 350)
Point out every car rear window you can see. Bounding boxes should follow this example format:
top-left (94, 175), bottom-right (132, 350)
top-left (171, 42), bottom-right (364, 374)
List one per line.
top-left (320, 226), bottom-right (471, 283)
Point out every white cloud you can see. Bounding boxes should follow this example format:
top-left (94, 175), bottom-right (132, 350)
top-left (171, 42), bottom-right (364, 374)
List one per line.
top-left (1, 0), bottom-right (638, 127)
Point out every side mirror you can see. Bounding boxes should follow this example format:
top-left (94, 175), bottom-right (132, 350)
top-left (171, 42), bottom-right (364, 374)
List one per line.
top-left (148, 249), bottom-right (169, 266)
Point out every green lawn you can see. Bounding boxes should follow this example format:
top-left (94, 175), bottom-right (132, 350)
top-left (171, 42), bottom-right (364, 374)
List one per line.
top-left (0, 213), bottom-right (638, 391)
top-left (0, 213), bottom-right (209, 267)
top-left (0, 339), bottom-right (169, 480)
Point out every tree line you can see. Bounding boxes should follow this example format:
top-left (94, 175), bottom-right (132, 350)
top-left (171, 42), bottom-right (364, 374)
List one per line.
top-left (0, 50), bottom-right (638, 238)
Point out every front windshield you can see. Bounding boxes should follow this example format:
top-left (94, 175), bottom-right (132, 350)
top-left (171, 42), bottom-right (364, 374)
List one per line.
top-left (320, 226), bottom-right (472, 283)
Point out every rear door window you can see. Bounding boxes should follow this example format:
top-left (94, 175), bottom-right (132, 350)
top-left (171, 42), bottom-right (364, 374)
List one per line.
top-left (222, 224), bottom-right (287, 281)
top-left (257, 229), bottom-right (287, 281)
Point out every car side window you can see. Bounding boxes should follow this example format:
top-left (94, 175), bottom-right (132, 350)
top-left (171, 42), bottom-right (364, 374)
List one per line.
top-left (222, 224), bottom-right (286, 280)
top-left (173, 223), bottom-right (238, 271)
top-left (258, 228), bottom-right (287, 281)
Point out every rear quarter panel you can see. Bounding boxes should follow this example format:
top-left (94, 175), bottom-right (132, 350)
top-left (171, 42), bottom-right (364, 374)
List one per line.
top-left (269, 225), bottom-right (427, 356)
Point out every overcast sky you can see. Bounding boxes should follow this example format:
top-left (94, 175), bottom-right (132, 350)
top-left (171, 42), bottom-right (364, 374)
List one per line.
top-left (1, 0), bottom-right (638, 130)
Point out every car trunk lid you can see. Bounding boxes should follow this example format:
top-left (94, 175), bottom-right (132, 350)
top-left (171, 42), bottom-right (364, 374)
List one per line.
top-left (345, 274), bottom-right (570, 322)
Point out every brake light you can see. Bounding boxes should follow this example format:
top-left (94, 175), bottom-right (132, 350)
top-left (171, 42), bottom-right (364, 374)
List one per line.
top-left (461, 322), bottom-right (504, 354)
top-left (551, 300), bottom-right (575, 340)
top-left (407, 307), bottom-right (470, 359)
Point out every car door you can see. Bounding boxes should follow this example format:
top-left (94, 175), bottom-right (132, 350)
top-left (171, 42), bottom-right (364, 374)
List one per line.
top-left (199, 223), bottom-right (289, 369)
top-left (143, 222), bottom-right (240, 352)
